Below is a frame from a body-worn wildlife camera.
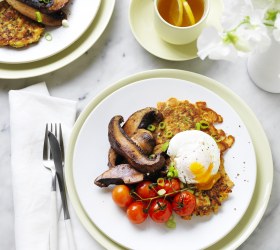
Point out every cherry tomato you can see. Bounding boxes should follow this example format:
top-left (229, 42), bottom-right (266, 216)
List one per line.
top-left (149, 198), bottom-right (172, 223)
top-left (112, 185), bottom-right (133, 208)
top-left (157, 178), bottom-right (181, 196)
top-left (127, 201), bottom-right (148, 224)
top-left (172, 191), bottom-right (196, 217)
top-left (135, 181), bottom-right (157, 199)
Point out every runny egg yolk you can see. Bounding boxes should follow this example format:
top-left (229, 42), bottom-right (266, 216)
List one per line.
top-left (190, 162), bottom-right (221, 190)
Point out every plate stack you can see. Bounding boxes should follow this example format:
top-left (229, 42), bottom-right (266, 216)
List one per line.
top-left (0, 0), bottom-right (115, 79)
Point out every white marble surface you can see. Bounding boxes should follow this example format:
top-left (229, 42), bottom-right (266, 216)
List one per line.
top-left (0, 1), bottom-right (279, 250)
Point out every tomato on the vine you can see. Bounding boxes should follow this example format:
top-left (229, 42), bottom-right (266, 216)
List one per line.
top-left (127, 201), bottom-right (148, 224)
top-left (112, 185), bottom-right (133, 208)
top-left (135, 181), bottom-right (157, 199)
top-left (149, 198), bottom-right (172, 223)
top-left (157, 178), bottom-right (181, 196)
top-left (172, 191), bottom-right (196, 217)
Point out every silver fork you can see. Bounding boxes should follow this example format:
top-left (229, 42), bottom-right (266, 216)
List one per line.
top-left (43, 123), bottom-right (58, 250)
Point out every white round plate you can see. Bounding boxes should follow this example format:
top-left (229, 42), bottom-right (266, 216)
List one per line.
top-left (0, 0), bottom-right (115, 79)
top-left (0, 0), bottom-right (101, 64)
top-left (129, 0), bottom-right (223, 61)
top-left (71, 78), bottom-right (256, 249)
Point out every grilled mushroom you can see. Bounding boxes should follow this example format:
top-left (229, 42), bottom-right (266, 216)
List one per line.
top-left (108, 147), bottom-right (124, 168)
top-left (123, 107), bottom-right (163, 137)
top-left (108, 129), bottom-right (155, 167)
top-left (18, 0), bottom-right (69, 13)
top-left (6, 0), bottom-right (66, 26)
top-left (131, 129), bottom-right (155, 155)
top-left (108, 115), bottom-right (165, 174)
top-left (94, 164), bottom-right (144, 187)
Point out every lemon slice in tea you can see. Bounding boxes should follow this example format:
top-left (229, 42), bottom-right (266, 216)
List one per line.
top-left (183, 0), bottom-right (195, 25)
top-left (169, 0), bottom-right (183, 26)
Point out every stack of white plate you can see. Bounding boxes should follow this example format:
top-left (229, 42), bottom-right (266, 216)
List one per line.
top-left (0, 0), bottom-right (115, 79)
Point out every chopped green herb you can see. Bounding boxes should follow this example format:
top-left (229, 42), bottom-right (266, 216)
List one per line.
top-left (147, 124), bottom-right (156, 132)
top-left (44, 32), bottom-right (52, 41)
top-left (35, 11), bottom-right (42, 23)
top-left (161, 141), bottom-right (169, 152)
top-left (159, 121), bottom-right (166, 129)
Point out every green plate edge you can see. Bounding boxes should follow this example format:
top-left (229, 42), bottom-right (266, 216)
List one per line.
top-left (65, 69), bottom-right (273, 250)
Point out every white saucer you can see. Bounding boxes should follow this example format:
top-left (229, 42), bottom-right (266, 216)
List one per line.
top-left (129, 0), bottom-right (223, 61)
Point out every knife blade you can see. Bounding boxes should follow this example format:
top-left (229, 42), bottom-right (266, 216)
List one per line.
top-left (48, 131), bottom-right (77, 250)
top-left (48, 131), bottom-right (70, 220)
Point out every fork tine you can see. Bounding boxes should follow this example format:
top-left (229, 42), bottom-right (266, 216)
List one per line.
top-left (49, 123), bottom-right (53, 160)
top-left (54, 123), bottom-right (58, 137)
top-left (59, 123), bottom-right (65, 164)
top-left (43, 124), bottom-right (49, 160)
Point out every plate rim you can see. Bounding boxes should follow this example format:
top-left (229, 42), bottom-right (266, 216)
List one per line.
top-left (0, 0), bottom-right (115, 79)
top-left (128, 0), bottom-right (223, 61)
top-left (0, 0), bottom-right (101, 64)
top-left (65, 69), bottom-right (273, 250)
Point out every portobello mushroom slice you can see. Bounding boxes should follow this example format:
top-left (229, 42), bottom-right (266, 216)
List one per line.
top-left (6, 0), bottom-right (65, 26)
top-left (123, 107), bottom-right (163, 137)
top-left (131, 129), bottom-right (155, 155)
top-left (94, 164), bottom-right (144, 187)
top-left (108, 116), bottom-right (165, 174)
top-left (108, 129), bottom-right (155, 167)
top-left (108, 147), bottom-right (124, 168)
top-left (18, 0), bottom-right (69, 13)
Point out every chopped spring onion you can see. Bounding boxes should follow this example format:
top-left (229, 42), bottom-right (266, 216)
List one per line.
top-left (159, 121), bottom-right (166, 129)
top-left (196, 120), bottom-right (209, 130)
top-left (161, 141), bottom-right (169, 152)
top-left (165, 216), bottom-right (176, 229)
top-left (147, 124), bottom-right (156, 132)
top-left (167, 162), bottom-right (178, 178)
top-left (157, 178), bottom-right (165, 187)
top-left (35, 11), bottom-right (42, 23)
top-left (165, 131), bottom-right (173, 138)
top-left (167, 171), bottom-right (174, 178)
top-left (200, 120), bottom-right (209, 129)
top-left (62, 19), bottom-right (69, 27)
top-left (44, 32), bottom-right (52, 41)
top-left (157, 188), bottom-right (166, 196)
top-left (173, 169), bottom-right (178, 177)
top-left (211, 134), bottom-right (225, 142)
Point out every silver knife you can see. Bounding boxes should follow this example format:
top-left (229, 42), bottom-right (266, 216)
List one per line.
top-left (48, 132), bottom-right (77, 250)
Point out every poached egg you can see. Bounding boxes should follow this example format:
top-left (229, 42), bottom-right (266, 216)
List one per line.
top-left (167, 130), bottom-right (221, 190)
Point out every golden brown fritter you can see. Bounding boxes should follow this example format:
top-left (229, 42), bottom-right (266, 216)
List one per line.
top-left (152, 98), bottom-right (235, 217)
top-left (0, 1), bottom-right (44, 48)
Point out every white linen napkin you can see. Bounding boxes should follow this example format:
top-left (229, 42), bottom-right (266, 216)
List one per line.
top-left (9, 82), bottom-right (102, 250)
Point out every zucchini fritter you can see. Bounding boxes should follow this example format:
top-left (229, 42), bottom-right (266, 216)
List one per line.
top-left (153, 98), bottom-right (235, 217)
top-left (0, 1), bottom-right (44, 48)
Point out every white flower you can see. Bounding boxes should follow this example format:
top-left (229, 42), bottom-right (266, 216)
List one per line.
top-left (197, 0), bottom-right (275, 61)
top-left (234, 24), bottom-right (271, 52)
top-left (197, 27), bottom-right (240, 61)
top-left (273, 13), bottom-right (280, 41)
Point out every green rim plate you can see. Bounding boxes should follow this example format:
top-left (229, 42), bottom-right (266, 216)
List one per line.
top-left (65, 69), bottom-right (273, 250)
top-left (0, 0), bottom-right (115, 79)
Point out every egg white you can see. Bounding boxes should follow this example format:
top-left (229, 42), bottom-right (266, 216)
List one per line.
top-left (167, 130), bottom-right (220, 184)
